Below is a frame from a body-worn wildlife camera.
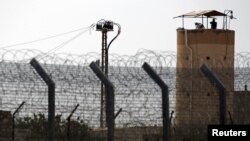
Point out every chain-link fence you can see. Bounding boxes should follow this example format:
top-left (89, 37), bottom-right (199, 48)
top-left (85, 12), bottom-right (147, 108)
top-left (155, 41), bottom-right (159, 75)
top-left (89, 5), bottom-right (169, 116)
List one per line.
top-left (0, 49), bottom-right (250, 141)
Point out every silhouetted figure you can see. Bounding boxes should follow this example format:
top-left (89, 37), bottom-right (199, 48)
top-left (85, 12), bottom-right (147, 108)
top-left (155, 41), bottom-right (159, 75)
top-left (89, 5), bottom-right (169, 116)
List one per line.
top-left (210, 18), bottom-right (217, 29)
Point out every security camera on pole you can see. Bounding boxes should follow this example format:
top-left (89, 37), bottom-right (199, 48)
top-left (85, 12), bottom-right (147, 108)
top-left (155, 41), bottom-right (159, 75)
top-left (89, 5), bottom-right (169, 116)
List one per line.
top-left (96, 19), bottom-right (121, 128)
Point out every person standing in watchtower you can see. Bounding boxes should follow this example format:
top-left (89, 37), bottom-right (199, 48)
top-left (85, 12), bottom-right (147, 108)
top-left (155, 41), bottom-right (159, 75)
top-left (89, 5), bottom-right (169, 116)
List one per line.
top-left (210, 18), bottom-right (217, 29)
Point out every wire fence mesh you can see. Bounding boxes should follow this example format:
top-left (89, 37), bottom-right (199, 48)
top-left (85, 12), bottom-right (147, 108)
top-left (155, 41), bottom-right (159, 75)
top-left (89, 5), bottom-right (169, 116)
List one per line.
top-left (0, 49), bottom-right (250, 141)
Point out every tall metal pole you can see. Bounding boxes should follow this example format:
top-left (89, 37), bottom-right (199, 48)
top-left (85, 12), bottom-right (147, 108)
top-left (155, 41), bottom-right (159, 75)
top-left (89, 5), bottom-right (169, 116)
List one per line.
top-left (96, 20), bottom-right (120, 128)
top-left (90, 62), bottom-right (115, 141)
top-left (200, 64), bottom-right (226, 125)
top-left (30, 58), bottom-right (55, 141)
top-left (100, 31), bottom-right (108, 128)
top-left (142, 62), bottom-right (170, 141)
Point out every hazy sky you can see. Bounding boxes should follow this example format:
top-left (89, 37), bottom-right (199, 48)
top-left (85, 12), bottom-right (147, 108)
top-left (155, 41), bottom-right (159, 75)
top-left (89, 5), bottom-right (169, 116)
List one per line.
top-left (0, 0), bottom-right (249, 55)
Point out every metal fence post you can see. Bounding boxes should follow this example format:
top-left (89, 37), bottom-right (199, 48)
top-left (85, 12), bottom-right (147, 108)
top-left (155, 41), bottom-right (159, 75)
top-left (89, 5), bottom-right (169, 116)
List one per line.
top-left (30, 58), bottom-right (55, 141)
top-left (142, 62), bottom-right (170, 141)
top-left (200, 64), bottom-right (226, 125)
top-left (89, 62), bottom-right (115, 141)
top-left (12, 101), bottom-right (25, 141)
top-left (66, 103), bottom-right (79, 141)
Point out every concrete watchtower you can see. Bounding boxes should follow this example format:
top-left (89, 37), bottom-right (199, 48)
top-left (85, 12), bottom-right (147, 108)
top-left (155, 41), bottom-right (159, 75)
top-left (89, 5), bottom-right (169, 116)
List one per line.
top-left (174, 10), bottom-right (235, 125)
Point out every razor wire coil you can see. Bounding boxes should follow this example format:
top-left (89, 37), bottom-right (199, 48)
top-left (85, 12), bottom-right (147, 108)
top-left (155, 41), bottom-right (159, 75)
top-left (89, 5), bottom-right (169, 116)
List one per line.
top-left (0, 49), bottom-right (250, 128)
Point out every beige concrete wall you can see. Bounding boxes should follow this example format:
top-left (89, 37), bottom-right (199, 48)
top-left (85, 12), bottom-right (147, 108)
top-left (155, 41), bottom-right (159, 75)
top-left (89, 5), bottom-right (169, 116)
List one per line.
top-left (176, 29), bottom-right (235, 125)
